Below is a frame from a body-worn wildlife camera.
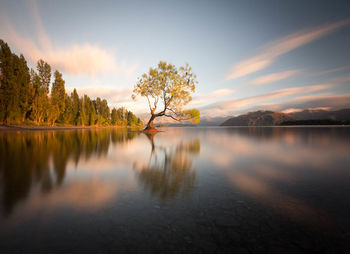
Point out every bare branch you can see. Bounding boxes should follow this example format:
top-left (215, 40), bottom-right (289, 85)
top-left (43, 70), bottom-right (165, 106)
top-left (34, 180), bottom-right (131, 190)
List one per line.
top-left (167, 108), bottom-right (176, 115)
top-left (165, 95), bottom-right (173, 109)
top-left (164, 113), bottom-right (193, 122)
top-left (164, 114), bottom-right (180, 121)
top-left (146, 95), bottom-right (152, 113)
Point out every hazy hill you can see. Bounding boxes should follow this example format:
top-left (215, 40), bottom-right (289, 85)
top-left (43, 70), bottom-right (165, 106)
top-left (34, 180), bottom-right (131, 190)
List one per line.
top-left (153, 115), bottom-right (231, 127)
top-left (148, 108), bottom-right (350, 127)
top-left (220, 110), bottom-right (296, 126)
top-left (289, 108), bottom-right (350, 121)
top-left (196, 116), bottom-right (232, 126)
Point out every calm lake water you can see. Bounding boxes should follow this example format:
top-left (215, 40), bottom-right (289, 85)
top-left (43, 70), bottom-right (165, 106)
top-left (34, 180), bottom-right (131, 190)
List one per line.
top-left (0, 127), bottom-right (350, 253)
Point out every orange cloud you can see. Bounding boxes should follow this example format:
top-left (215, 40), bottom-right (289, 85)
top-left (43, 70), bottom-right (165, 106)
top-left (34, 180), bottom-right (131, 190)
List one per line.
top-left (225, 18), bottom-right (350, 80)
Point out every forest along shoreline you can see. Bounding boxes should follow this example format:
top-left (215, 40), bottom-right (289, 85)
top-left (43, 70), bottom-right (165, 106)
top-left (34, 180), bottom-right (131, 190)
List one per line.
top-left (0, 40), bottom-right (143, 128)
top-left (0, 125), bottom-right (143, 131)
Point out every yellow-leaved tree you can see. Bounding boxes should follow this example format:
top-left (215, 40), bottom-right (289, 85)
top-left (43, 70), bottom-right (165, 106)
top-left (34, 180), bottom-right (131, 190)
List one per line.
top-left (132, 61), bottom-right (200, 131)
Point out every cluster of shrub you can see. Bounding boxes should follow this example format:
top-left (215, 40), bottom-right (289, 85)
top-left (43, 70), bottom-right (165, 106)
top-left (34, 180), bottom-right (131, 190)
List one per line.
top-left (0, 40), bottom-right (142, 127)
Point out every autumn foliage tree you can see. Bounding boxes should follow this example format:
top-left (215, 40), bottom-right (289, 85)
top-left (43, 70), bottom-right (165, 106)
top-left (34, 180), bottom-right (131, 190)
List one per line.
top-left (132, 61), bottom-right (200, 131)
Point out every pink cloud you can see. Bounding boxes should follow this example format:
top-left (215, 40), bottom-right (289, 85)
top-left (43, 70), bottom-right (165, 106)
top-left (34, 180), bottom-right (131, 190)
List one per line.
top-left (282, 107), bottom-right (330, 114)
top-left (0, 4), bottom-right (138, 76)
top-left (200, 84), bottom-right (331, 116)
top-left (189, 88), bottom-right (235, 107)
top-left (249, 93), bottom-right (350, 115)
top-left (210, 88), bottom-right (234, 98)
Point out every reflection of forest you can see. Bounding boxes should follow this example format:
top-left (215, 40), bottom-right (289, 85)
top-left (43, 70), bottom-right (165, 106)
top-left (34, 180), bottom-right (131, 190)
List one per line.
top-left (0, 129), bottom-right (138, 216)
top-left (134, 133), bottom-right (200, 201)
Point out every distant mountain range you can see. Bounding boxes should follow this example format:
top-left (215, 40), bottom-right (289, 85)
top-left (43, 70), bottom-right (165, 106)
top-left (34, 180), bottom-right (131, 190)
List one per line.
top-left (220, 110), bottom-right (296, 126)
top-left (154, 115), bottom-right (232, 127)
top-left (221, 108), bottom-right (350, 126)
top-left (288, 108), bottom-right (350, 121)
top-left (150, 108), bottom-right (350, 127)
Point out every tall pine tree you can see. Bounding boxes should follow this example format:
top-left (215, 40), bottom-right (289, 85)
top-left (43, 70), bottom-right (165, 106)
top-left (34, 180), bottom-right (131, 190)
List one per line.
top-left (49, 70), bottom-right (65, 125)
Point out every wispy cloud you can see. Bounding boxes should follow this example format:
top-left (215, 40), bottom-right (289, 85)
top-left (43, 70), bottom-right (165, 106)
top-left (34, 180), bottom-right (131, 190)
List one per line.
top-left (289, 93), bottom-right (334, 102)
top-left (0, 1), bottom-right (138, 76)
top-left (250, 69), bottom-right (300, 86)
top-left (66, 86), bottom-right (132, 105)
top-left (329, 74), bottom-right (350, 84)
top-left (284, 94), bottom-right (350, 111)
top-left (311, 65), bottom-right (350, 76)
top-left (210, 89), bottom-right (234, 98)
top-left (189, 88), bottom-right (234, 106)
top-left (201, 84), bottom-right (331, 116)
top-left (251, 93), bottom-right (350, 114)
top-left (225, 18), bottom-right (350, 80)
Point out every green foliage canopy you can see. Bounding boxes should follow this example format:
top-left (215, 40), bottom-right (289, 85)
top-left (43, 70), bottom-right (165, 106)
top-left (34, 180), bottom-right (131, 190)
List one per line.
top-left (132, 61), bottom-right (200, 129)
top-left (0, 39), bottom-right (142, 127)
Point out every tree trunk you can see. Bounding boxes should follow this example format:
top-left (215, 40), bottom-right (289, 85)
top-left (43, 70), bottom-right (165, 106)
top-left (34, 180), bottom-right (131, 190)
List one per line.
top-left (144, 114), bottom-right (157, 131)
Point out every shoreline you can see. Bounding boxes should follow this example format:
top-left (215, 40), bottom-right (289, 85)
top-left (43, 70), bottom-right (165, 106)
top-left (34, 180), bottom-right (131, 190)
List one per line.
top-left (1, 124), bottom-right (349, 132)
top-left (0, 125), bottom-right (141, 131)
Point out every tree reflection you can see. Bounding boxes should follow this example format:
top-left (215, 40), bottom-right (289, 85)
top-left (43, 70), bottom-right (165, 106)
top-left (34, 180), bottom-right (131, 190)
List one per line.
top-left (134, 133), bottom-right (200, 202)
top-left (0, 128), bottom-right (138, 216)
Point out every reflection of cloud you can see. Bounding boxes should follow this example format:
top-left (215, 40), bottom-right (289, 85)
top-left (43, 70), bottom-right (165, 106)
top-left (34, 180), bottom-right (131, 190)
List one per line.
top-left (225, 18), bottom-right (350, 80)
top-left (0, 2), bottom-right (138, 76)
top-left (204, 128), bottom-right (350, 174)
top-left (48, 179), bottom-right (117, 209)
top-left (211, 153), bottom-right (232, 168)
top-left (201, 128), bottom-right (350, 225)
top-left (228, 172), bottom-right (330, 224)
top-left (250, 69), bottom-right (300, 86)
top-left (254, 164), bottom-right (291, 182)
top-left (2, 178), bottom-right (119, 229)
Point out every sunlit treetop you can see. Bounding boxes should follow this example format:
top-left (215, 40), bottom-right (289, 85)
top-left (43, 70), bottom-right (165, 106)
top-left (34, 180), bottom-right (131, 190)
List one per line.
top-left (132, 61), bottom-right (200, 130)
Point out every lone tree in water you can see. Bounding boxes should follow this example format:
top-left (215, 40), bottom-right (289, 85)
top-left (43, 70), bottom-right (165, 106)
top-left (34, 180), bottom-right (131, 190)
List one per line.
top-left (132, 61), bottom-right (200, 131)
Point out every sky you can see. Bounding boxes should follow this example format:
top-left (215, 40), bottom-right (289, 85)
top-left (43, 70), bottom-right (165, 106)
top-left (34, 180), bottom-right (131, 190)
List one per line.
top-left (1, 0), bottom-right (350, 120)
